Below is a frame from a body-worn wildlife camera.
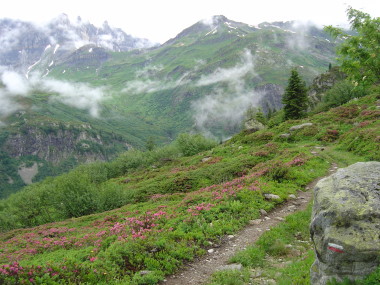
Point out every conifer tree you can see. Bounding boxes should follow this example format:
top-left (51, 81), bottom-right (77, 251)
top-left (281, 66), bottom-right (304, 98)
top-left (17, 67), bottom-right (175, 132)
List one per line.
top-left (282, 69), bottom-right (307, 120)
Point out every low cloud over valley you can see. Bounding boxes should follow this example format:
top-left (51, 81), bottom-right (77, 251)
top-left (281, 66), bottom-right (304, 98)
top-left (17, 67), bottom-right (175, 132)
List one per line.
top-left (0, 70), bottom-right (107, 122)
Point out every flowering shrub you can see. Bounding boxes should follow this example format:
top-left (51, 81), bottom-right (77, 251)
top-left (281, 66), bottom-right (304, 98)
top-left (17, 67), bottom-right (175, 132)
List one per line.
top-left (357, 121), bottom-right (372, 128)
top-left (360, 109), bottom-right (380, 119)
top-left (332, 105), bottom-right (361, 119)
top-left (320, 129), bottom-right (340, 142)
top-left (286, 156), bottom-right (306, 167)
top-left (0, 145), bottom-right (327, 284)
top-left (253, 151), bottom-right (270, 157)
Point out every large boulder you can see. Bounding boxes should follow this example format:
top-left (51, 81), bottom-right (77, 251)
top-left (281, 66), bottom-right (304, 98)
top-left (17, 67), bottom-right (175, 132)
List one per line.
top-left (310, 162), bottom-right (380, 285)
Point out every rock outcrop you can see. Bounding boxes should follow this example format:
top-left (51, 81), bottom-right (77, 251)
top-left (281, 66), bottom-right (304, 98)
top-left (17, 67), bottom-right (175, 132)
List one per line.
top-left (307, 67), bottom-right (346, 109)
top-left (310, 162), bottom-right (380, 284)
top-left (289, 122), bottom-right (313, 132)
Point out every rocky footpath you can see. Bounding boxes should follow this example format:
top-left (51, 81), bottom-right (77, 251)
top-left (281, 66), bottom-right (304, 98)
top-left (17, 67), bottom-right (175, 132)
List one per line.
top-left (310, 162), bottom-right (380, 284)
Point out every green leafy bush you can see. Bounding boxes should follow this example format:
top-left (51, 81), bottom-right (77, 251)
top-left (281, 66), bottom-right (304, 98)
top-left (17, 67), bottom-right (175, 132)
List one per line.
top-left (321, 81), bottom-right (368, 110)
top-left (175, 133), bottom-right (217, 156)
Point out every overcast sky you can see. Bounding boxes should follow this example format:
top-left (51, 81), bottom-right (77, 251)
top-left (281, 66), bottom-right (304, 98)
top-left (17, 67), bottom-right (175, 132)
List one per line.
top-left (1, 0), bottom-right (379, 43)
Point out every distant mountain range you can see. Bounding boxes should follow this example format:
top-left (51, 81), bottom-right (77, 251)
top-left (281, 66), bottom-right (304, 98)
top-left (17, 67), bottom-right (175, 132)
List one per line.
top-left (0, 14), bottom-right (155, 74)
top-left (0, 15), bottom-right (337, 198)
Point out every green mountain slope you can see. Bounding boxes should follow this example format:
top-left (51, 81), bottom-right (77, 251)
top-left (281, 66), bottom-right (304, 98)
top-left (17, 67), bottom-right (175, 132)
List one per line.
top-left (0, 16), bottom-right (337, 197)
top-left (49, 16), bottom-right (336, 138)
top-left (0, 85), bottom-right (378, 284)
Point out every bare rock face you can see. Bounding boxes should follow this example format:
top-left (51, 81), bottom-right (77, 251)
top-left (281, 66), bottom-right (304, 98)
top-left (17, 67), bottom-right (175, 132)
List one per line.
top-left (310, 162), bottom-right (380, 285)
top-left (289, 123), bottom-right (313, 132)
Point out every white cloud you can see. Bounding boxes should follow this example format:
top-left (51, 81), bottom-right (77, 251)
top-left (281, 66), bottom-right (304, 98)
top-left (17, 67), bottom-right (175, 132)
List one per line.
top-left (123, 65), bottom-right (190, 94)
top-left (196, 49), bottom-right (255, 87)
top-left (201, 16), bottom-right (217, 27)
top-left (192, 88), bottom-right (263, 138)
top-left (0, 22), bottom-right (25, 54)
top-left (1, 71), bottom-right (30, 95)
top-left (192, 49), bottom-right (263, 138)
top-left (0, 70), bottom-right (107, 118)
top-left (0, 0), bottom-right (379, 43)
top-left (124, 75), bottom-right (190, 94)
top-left (285, 21), bottom-right (314, 50)
top-left (0, 89), bottom-right (20, 117)
top-left (36, 78), bottom-right (106, 117)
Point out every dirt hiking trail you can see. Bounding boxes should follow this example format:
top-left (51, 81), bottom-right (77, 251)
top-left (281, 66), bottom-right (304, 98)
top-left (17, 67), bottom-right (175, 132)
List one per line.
top-left (160, 162), bottom-right (339, 285)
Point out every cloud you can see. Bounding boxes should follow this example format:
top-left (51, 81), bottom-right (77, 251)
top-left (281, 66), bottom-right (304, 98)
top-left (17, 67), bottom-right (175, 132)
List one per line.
top-left (200, 16), bottom-right (216, 27)
top-left (285, 21), bottom-right (315, 50)
top-left (191, 49), bottom-right (262, 138)
top-left (123, 65), bottom-right (191, 94)
top-left (35, 78), bottom-right (106, 117)
top-left (0, 21), bottom-right (26, 54)
top-left (1, 71), bottom-right (30, 95)
top-left (196, 49), bottom-right (255, 87)
top-left (0, 89), bottom-right (21, 117)
top-left (0, 71), bottom-right (27, 119)
top-left (192, 88), bottom-right (263, 137)
top-left (0, 70), bottom-right (107, 118)
top-left (123, 74), bottom-right (190, 94)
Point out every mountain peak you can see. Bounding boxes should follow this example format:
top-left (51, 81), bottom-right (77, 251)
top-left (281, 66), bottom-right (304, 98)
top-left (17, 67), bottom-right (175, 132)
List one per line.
top-left (0, 16), bottom-right (156, 73)
top-left (52, 13), bottom-right (70, 25)
top-left (200, 15), bottom-right (229, 26)
top-left (102, 20), bottom-right (111, 30)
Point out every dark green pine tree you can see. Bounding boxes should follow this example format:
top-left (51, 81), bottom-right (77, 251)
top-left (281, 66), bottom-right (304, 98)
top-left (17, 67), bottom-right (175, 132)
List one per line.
top-left (282, 69), bottom-right (308, 120)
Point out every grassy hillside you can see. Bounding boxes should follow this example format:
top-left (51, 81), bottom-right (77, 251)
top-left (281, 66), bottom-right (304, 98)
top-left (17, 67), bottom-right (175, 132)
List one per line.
top-left (0, 19), bottom-right (337, 197)
top-left (48, 19), bottom-right (336, 141)
top-left (0, 86), bottom-right (378, 284)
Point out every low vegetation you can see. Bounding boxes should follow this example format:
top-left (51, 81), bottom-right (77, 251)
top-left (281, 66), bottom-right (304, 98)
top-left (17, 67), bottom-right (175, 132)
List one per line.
top-left (0, 7), bottom-right (379, 284)
top-left (207, 199), bottom-right (380, 285)
top-left (0, 87), bottom-right (378, 284)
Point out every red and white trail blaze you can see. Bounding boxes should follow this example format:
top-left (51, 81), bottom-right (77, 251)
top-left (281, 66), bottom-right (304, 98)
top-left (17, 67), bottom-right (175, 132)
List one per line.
top-left (328, 243), bottom-right (344, 253)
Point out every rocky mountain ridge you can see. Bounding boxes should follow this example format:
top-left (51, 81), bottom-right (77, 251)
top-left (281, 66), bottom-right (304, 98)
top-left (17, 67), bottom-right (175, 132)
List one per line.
top-left (0, 14), bottom-right (155, 74)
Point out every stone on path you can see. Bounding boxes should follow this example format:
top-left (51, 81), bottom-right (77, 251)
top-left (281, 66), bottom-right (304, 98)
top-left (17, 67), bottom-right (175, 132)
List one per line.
top-left (216, 263), bottom-right (243, 271)
top-left (264, 193), bottom-right (281, 200)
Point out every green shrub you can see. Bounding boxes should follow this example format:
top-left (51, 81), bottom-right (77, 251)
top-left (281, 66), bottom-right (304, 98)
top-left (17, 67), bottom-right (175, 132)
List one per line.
top-left (207, 269), bottom-right (251, 285)
top-left (266, 162), bottom-right (290, 182)
top-left (324, 81), bottom-right (367, 107)
top-left (175, 133), bottom-right (217, 156)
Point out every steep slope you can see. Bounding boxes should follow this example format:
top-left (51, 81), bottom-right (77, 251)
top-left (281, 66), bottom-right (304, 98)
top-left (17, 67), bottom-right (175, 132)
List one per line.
top-left (0, 15), bottom-right (337, 197)
top-left (0, 88), bottom-right (378, 284)
top-left (50, 16), bottom-right (336, 138)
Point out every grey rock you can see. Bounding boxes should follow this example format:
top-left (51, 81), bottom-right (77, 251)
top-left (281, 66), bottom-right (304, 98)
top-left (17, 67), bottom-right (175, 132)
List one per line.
top-left (259, 209), bottom-right (268, 216)
top-left (217, 263), bottom-right (243, 271)
top-left (251, 269), bottom-right (263, 278)
top-left (310, 162), bottom-right (380, 285)
top-left (249, 219), bottom-right (262, 225)
top-left (244, 120), bottom-right (265, 132)
top-left (289, 123), bottom-right (313, 132)
top-left (139, 270), bottom-right (152, 276)
top-left (264, 193), bottom-right (281, 200)
top-left (201, 156), bottom-right (212, 162)
top-left (288, 194), bottom-right (297, 199)
top-left (280, 133), bottom-right (291, 138)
